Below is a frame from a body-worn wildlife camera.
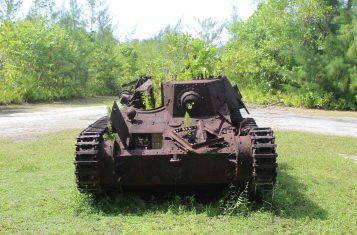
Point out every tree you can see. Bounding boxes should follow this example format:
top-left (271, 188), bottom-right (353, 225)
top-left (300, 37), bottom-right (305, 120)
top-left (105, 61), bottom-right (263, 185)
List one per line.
top-left (195, 18), bottom-right (225, 46)
top-left (28, 0), bottom-right (55, 19)
top-left (224, 0), bottom-right (356, 109)
top-left (97, 4), bottom-right (112, 41)
top-left (0, 0), bottom-right (23, 21)
top-left (69, 0), bottom-right (81, 30)
top-left (86, 0), bottom-right (96, 32)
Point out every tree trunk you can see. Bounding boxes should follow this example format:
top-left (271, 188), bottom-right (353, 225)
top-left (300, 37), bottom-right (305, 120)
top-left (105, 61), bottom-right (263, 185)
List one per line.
top-left (347, 0), bottom-right (352, 9)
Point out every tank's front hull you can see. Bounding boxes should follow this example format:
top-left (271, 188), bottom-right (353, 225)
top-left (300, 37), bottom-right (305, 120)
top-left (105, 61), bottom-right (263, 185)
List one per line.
top-left (75, 116), bottom-right (277, 199)
top-left (105, 154), bottom-right (253, 187)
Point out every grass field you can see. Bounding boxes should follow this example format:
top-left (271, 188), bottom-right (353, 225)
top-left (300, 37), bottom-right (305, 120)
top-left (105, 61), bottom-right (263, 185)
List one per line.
top-left (0, 130), bottom-right (356, 234)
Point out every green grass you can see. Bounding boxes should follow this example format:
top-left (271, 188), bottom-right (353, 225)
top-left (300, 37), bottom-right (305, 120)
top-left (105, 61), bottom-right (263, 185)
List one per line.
top-left (0, 130), bottom-right (356, 234)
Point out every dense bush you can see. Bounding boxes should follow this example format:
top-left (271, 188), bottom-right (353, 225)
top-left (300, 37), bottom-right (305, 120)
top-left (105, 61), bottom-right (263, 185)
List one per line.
top-left (223, 0), bottom-right (356, 110)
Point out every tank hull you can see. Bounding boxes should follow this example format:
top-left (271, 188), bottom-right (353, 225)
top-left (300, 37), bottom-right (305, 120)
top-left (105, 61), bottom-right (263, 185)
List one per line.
top-left (74, 76), bottom-right (278, 199)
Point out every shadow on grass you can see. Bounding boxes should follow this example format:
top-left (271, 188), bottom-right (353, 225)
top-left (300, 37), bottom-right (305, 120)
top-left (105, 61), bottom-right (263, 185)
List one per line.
top-left (269, 163), bottom-right (328, 220)
top-left (75, 163), bottom-right (327, 220)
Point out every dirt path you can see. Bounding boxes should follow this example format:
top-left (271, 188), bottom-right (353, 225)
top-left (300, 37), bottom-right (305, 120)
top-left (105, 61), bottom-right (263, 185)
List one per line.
top-left (0, 105), bottom-right (107, 139)
top-left (245, 106), bottom-right (357, 137)
top-left (0, 104), bottom-right (356, 139)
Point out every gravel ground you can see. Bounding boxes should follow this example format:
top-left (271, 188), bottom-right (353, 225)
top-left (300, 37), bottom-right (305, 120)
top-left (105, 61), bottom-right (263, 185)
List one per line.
top-left (245, 106), bottom-right (357, 137)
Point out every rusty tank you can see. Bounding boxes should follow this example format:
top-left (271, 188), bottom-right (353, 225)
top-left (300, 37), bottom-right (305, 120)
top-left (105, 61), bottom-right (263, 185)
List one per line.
top-left (74, 75), bottom-right (277, 198)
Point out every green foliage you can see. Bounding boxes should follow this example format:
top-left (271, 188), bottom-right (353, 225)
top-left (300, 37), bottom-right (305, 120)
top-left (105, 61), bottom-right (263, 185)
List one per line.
top-left (219, 184), bottom-right (250, 216)
top-left (140, 91), bottom-right (153, 110)
top-left (163, 32), bottom-right (222, 80)
top-left (184, 111), bottom-right (190, 128)
top-left (103, 104), bottom-right (116, 140)
top-left (224, 0), bottom-right (357, 110)
top-left (0, 19), bottom-right (89, 103)
top-left (126, 31), bottom-right (222, 86)
top-left (0, 1), bottom-right (123, 104)
top-left (184, 110), bottom-right (193, 139)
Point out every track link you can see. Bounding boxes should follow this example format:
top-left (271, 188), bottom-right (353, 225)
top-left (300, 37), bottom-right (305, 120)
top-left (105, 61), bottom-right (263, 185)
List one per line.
top-left (74, 116), bottom-right (108, 193)
top-left (249, 127), bottom-right (278, 194)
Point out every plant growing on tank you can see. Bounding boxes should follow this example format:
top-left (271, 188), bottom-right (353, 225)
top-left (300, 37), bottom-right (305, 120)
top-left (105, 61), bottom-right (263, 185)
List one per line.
top-left (141, 91), bottom-right (153, 110)
top-left (104, 105), bottom-right (116, 140)
top-left (184, 102), bottom-right (195, 143)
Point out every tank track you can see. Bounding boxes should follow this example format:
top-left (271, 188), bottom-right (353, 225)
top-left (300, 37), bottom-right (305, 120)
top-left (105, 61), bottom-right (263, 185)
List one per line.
top-left (250, 127), bottom-right (277, 194)
top-left (242, 118), bottom-right (278, 195)
top-left (74, 116), bottom-right (108, 193)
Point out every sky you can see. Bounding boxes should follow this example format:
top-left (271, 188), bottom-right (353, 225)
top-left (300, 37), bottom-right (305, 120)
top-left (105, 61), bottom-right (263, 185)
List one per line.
top-left (109, 0), bottom-right (257, 40)
top-left (20, 0), bottom-right (257, 40)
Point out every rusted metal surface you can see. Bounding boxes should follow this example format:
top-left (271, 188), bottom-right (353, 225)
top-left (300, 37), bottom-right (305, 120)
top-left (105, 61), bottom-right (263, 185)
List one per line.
top-left (74, 76), bottom-right (278, 197)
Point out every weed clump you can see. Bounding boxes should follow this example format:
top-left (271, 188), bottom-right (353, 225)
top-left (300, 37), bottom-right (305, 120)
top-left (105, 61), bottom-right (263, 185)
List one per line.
top-left (219, 184), bottom-right (250, 216)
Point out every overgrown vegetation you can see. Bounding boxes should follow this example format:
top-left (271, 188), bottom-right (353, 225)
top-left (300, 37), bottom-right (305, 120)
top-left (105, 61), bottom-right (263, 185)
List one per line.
top-left (0, 0), bottom-right (356, 110)
top-left (103, 104), bottom-right (116, 140)
top-left (0, 130), bottom-right (356, 233)
top-left (219, 183), bottom-right (250, 216)
top-left (224, 0), bottom-right (357, 110)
